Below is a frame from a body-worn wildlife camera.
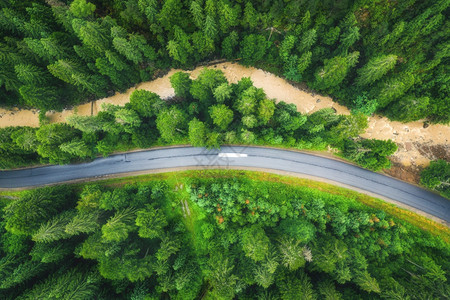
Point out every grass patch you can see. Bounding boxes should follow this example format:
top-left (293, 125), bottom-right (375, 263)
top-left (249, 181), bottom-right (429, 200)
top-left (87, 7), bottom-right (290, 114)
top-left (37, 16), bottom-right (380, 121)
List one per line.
top-left (77, 169), bottom-right (449, 243)
top-left (2, 169), bottom-right (447, 242)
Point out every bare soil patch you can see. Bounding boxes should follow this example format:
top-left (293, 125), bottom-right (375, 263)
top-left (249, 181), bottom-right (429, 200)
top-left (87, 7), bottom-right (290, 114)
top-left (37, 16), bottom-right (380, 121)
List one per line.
top-left (1, 62), bottom-right (448, 184)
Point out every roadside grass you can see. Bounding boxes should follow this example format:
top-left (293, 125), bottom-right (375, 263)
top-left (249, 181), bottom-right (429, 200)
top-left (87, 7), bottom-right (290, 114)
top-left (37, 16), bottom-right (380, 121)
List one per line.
top-left (77, 169), bottom-right (450, 243)
top-left (1, 169), bottom-right (448, 243)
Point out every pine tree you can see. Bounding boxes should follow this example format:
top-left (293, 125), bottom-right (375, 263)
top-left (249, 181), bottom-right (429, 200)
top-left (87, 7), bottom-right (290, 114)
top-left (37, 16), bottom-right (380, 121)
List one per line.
top-left (243, 2), bottom-right (259, 30)
top-left (254, 265), bottom-right (274, 289)
top-left (113, 37), bottom-right (143, 64)
top-left (14, 64), bottom-right (49, 85)
top-left (66, 115), bottom-right (103, 133)
top-left (101, 207), bottom-right (137, 242)
top-left (170, 71), bottom-right (192, 99)
top-left (135, 205), bottom-right (167, 239)
top-left (190, 1), bottom-right (204, 29)
top-left (221, 31), bottom-right (238, 59)
top-left (65, 211), bottom-right (100, 235)
top-left (204, 15), bottom-right (218, 40)
top-left (32, 211), bottom-right (74, 243)
top-left (129, 89), bottom-right (163, 117)
top-left (59, 139), bottom-right (92, 158)
top-left (69, 0), bottom-right (96, 19)
top-left (156, 107), bottom-right (187, 143)
top-left (299, 29), bottom-right (317, 52)
top-left (218, 2), bottom-right (239, 34)
top-left (209, 104), bottom-right (234, 130)
top-left (214, 83), bottom-right (233, 103)
top-left (278, 236), bottom-right (306, 270)
top-left (188, 118), bottom-right (207, 147)
top-left (72, 19), bottom-right (110, 53)
top-left (356, 55), bottom-right (398, 86)
top-left (19, 84), bottom-right (58, 110)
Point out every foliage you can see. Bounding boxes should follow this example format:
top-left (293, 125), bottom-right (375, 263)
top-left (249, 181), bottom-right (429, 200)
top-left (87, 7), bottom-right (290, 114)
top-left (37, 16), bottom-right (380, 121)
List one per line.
top-left (1, 69), bottom-right (397, 173)
top-left (0, 0), bottom-right (447, 124)
top-left (420, 160), bottom-right (450, 199)
top-left (0, 173), bottom-right (448, 299)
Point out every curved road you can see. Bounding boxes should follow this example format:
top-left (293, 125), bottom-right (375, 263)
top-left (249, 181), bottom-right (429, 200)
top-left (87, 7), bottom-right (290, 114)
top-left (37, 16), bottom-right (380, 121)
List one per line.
top-left (1, 146), bottom-right (449, 223)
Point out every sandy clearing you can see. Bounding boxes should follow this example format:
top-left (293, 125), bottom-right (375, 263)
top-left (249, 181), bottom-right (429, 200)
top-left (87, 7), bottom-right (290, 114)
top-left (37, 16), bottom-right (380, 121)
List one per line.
top-left (0, 62), bottom-right (448, 177)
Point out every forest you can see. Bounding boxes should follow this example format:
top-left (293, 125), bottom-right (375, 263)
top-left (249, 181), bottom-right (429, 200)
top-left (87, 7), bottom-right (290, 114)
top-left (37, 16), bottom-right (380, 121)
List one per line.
top-left (0, 0), bottom-right (449, 123)
top-left (0, 171), bottom-right (448, 299)
top-left (0, 68), bottom-right (397, 172)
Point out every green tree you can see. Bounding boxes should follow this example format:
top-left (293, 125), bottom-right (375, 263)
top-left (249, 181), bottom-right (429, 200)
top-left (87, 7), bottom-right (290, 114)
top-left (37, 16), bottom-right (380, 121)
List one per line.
top-left (3, 186), bottom-right (73, 235)
top-left (254, 265), bottom-right (274, 289)
top-left (14, 64), bottom-right (49, 85)
top-left (72, 19), bottom-right (110, 53)
top-left (156, 107), bottom-right (187, 143)
top-left (241, 225), bottom-right (270, 262)
top-left (279, 273), bottom-right (316, 300)
top-left (356, 55), bottom-right (398, 86)
top-left (204, 15), bottom-right (217, 40)
top-left (240, 34), bottom-right (268, 66)
top-left (258, 98), bottom-right (276, 125)
top-left (352, 93), bottom-right (378, 116)
top-left (129, 89), bottom-right (163, 118)
top-left (314, 52), bottom-right (359, 91)
top-left (218, 2), bottom-right (239, 34)
top-left (188, 118), bottom-right (207, 147)
top-left (214, 83), bottom-right (233, 103)
top-left (157, 0), bottom-right (183, 31)
top-left (20, 268), bottom-right (99, 299)
top-left (242, 115), bottom-right (258, 129)
top-left (386, 95), bottom-right (429, 122)
top-left (101, 207), bottom-right (137, 242)
top-left (135, 205), bottom-right (167, 239)
top-left (242, 2), bottom-right (259, 30)
top-left (114, 108), bottom-right (142, 132)
top-left (66, 115), bottom-right (103, 133)
top-left (209, 104), bottom-right (234, 130)
top-left (354, 271), bottom-right (381, 294)
top-left (99, 188), bottom-right (130, 211)
top-left (240, 129), bottom-right (256, 144)
top-left (235, 86), bottom-right (260, 115)
top-left (329, 113), bottom-right (368, 143)
top-left (170, 72), bottom-right (192, 99)
top-left (113, 37), bottom-right (143, 64)
top-left (190, 1), bottom-right (204, 28)
top-left (299, 29), bottom-right (317, 52)
top-left (59, 139), bottom-right (92, 158)
top-left (70, 0), bottom-right (96, 18)
top-left (297, 51), bottom-right (313, 78)
top-left (190, 68), bottom-right (228, 104)
top-left (10, 127), bottom-right (38, 151)
top-left (278, 236), bottom-right (306, 270)
top-left (19, 85), bottom-right (58, 110)
top-left (420, 160), bottom-right (449, 198)
top-left (221, 31), bottom-right (239, 59)
top-left (76, 184), bottom-right (102, 212)
top-left (318, 280), bottom-right (342, 300)
top-left (65, 211), bottom-right (100, 235)
top-left (156, 234), bottom-right (180, 261)
top-left (32, 211), bottom-right (74, 243)
top-left (30, 242), bottom-right (71, 264)
top-left (208, 257), bottom-right (238, 300)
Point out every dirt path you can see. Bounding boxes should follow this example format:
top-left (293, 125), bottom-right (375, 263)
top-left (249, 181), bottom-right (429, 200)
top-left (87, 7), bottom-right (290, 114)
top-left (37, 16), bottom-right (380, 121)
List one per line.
top-left (1, 62), bottom-right (448, 182)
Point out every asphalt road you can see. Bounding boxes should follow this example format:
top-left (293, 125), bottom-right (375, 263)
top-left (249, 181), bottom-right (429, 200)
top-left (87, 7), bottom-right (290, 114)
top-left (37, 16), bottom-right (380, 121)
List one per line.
top-left (1, 146), bottom-right (449, 222)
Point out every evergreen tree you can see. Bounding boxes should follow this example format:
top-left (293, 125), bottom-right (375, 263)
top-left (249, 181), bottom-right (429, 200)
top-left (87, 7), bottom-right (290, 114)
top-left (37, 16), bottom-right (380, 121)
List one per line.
top-left (356, 55), bottom-right (398, 86)
top-left (188, 118), bottom-right (207, 147)
top-left (156, 107), bottom-right (187, 143)
top-left (209, 104), bottom-right (234, 131)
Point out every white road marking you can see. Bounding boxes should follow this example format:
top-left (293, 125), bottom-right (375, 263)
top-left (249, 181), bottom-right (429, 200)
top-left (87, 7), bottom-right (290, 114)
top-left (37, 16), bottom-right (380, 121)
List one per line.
top-left (218, 153), bottom-right (248, 158)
